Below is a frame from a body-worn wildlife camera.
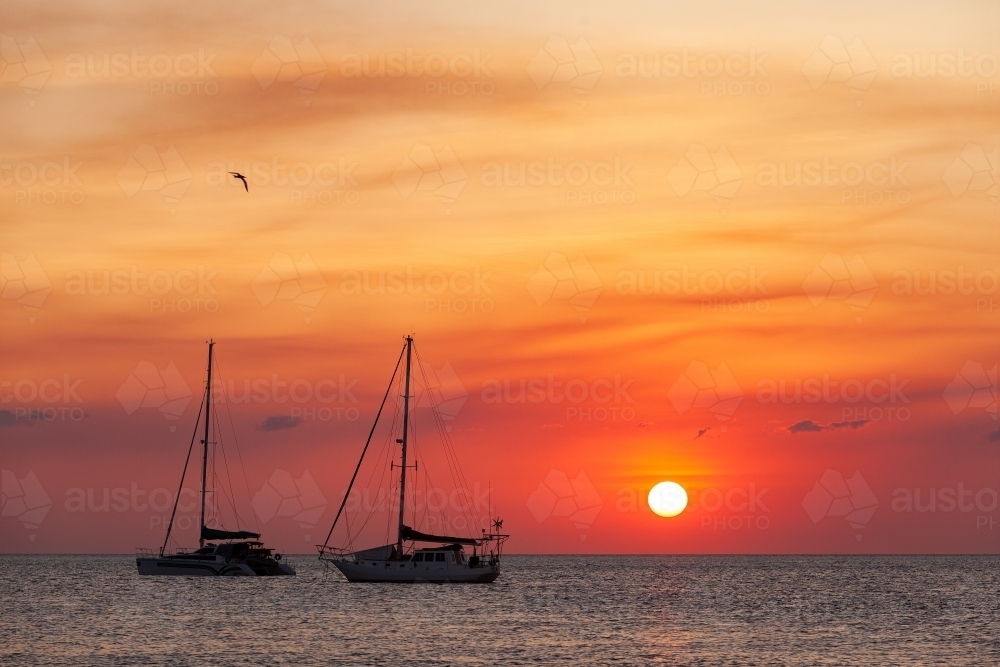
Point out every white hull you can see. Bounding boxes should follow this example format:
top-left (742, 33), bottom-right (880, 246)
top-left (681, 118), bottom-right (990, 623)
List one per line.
top-left (136, 554), bottom-right (295, 577)
top-left (330, 558), bottom-right (499, 583)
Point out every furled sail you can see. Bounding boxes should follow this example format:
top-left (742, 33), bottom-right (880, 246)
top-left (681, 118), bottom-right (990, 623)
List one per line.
top-left (401, 525), bottom-right (478, 545)
top-left (201, 526), bottom-right (260, 541)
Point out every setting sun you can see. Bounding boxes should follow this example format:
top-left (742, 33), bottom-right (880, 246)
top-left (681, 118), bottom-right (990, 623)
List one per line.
top-left (648, 482), bottom-right (689, 518)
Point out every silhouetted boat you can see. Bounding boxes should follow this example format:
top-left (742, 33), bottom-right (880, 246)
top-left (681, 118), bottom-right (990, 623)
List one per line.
top-left (318, 335), bottom-right (507, 582)
top-left (136, 341), bottom-right (294, 576)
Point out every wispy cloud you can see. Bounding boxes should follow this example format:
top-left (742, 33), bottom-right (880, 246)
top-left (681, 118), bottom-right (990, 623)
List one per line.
top-left (789, 419), bottom-right (869, 433)
top-left (258, 415), bottom-right (302, 431)
top-left (0, 410), bottom-right (20, 427)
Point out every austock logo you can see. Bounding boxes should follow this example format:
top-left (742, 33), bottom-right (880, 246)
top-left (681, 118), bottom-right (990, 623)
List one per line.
top-left (116, 144), bottom-right (192, 203)
top-left (755, 156), bottom-right (911, 206)
top-left (412, 361), bottom-right (468, 430)
top-left (63, 265), bottom-right (220, 316)
top-left (526, 252), bottom-right (603, 323)
top-left (252, 470), bottom-right (328, 541)
top-left (338, 48), bottom-right (494, 97)
top-left (205, 157), bottom-right (360, 204)
top-left (479, 157), bottom-right (635, 205)
top-left (891, 484), bottom-right (998, 530)
top-left (614, 48), bottom-right (769, 99)
top-left (1, 252), bottom-right (52, 319)
top-left (801, 252), bottom-right (878, 320)
top-left (1, 35), bottom-right (52, 103)
top-left (616, 265), bottom-right (771, 316)
top-left (801, 35), bottom-right (878, 105)
top-left (2, 157), bottom-right (86, 205)
top-left (527, 35), bottom-right (602, 94)
top-left (116, 361), bottom-right (194, 426)
top-left (251, 252), bottom-right (327, 323)
top-left (758, 374), bottom-right (911, 424)
top-left (392, 143), bottom-right (468, 204)
top-left (667, 361), bottom-right (743, 423)
top-left (2, 375), bottom-right (86, 424)
top-left (687, 484), bottom-right (770, 531)
top-left (64, 48), bottom-right (219, 96)
top-left (801, 469), bottom-right (878, 540)
top-left (251, 36), bottom-right (326, 101)
top-left (526, 469), bottom-right (603, 539)
top-left (943, 361), bottom-right (997, 419)
top-left (942, 144), bottom-right (997, 205)
top-left (1, 469), bottom-right (52, 540)
top-left (667, 143), bottom-right (743, 213)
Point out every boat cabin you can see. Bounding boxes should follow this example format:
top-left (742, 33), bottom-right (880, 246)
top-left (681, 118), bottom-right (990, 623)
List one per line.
top-left (410, 548), bottom-right (465, 564)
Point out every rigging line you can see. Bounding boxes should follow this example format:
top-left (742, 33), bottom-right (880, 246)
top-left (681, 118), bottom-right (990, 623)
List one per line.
top-left (320, 342), bottom-right (406, 552)
top-left (212, 397), bottom-right (248, 531)
top-left (412, 347), bottom-right (468, 531)
top-left (346, 419), bottom-right (396, 546)
top-left (214, 355), bottom-right (260, 534)
top-left (413, 343), bottom-right (483, 534)
top-left (337, 366), bottom-right (404, 548)
top-left (333, 350), bottom-right (409, 552)
top-left (412, 348), bottom-right (468, 500)
top-left (343, 508), bottom-right (355, 552)
top-left (352, 475), bottom-right (395, 545)
top-left (384, 477), bottom-right (400, 549)
top-left (212, 413), bottom-right (242, 530)
top-left (209, 404), bottom-right (218, 527)
top-left (410, 434), bottom-right (426, 531)
top-left (208, 367), bottom-right (243, 529)
top-left (160, 395), bottom-right (205, 555)
top-left (350, 355), bottom-right (406, 542)
top-left (406, 404), bottom-right (419, 530)
top-left (436, 398), bottom-right (485, 533)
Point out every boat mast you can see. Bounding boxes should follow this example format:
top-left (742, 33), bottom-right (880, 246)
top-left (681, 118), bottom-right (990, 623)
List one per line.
top-left (199, 340), bottom-right (214, 548)
top-left (396, 335), bottom-right (413, 556)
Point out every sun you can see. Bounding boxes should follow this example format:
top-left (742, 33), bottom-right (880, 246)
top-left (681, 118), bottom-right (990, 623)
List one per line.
top-left (648, 481), bottom-right (688, 517)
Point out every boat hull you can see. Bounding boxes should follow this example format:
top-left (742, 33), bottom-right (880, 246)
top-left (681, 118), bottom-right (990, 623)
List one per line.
top-left (330, 559), bottom-right (499, 583)
top-left (136, 555), bottom-right (295, 576)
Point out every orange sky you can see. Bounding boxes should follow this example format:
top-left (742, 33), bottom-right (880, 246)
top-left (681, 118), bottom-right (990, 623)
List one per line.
top-left (2, 0), bottom-right (999, 554)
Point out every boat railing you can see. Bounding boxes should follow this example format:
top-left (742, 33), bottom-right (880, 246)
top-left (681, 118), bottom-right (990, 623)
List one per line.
top-left (317, 545), bottom-right (352, 560)
top-left (135, 548), bottom-right (156, 556)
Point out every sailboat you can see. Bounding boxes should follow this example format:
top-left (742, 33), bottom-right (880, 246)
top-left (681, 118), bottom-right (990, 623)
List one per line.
top-left (318, 335), bottom-right (508, 583)
top-left (136, 341), bottom-right (295, 576)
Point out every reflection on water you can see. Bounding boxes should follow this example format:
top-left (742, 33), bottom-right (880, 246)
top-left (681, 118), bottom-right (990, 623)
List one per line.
top-left (1, 555), bottom-right (998, 665)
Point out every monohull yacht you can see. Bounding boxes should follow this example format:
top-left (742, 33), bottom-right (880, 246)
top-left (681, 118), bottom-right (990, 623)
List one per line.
top-left (136, 341), bottom-right (294, 576)
top-left (318, 335), bottom-right (508, 583)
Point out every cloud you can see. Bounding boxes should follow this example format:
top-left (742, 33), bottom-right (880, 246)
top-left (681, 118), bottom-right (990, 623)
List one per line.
top-left (0, 410), bottom-right (19, 427)
top-left (789, 419), bottom-right (869, 433)
top-left (830, 420), bottom-right (869, 430)
top-left (789, 419), bottom-right (824, 433)
top-left (988, 429), bottom-right (1000, 442)
top-left (695, 427), bottom-right (711, 439)
top-left (258, 415), bottom-right (302, 431)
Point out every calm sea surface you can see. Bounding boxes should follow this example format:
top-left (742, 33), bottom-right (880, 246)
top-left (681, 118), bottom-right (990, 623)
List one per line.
top-left (1, 555), bottom-right (998, 665)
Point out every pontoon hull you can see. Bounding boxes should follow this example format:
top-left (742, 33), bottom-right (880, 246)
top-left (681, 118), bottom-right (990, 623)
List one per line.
top-left (331, 559), bottom-right (499, 583)
top-left (136, 555), bottom-right (295, 576)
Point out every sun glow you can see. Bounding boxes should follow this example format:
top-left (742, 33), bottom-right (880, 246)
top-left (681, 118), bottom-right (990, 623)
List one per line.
top-left (648, 482), bottom-right (688, 518)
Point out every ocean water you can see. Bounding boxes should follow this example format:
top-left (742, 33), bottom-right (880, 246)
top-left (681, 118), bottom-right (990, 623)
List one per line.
top-left (1, 555), bottom-right (998, 666)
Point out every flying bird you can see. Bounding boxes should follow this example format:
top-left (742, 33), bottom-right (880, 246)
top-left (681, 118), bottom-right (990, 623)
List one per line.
top-left (229, 172), bottom-right (248, 191)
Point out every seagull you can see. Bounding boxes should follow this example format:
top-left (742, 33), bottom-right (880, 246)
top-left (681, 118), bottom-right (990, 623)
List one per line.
top-left (229, 172), bottom-right (248, 191)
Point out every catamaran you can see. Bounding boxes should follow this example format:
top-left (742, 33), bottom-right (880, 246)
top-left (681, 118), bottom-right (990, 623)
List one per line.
top-left (318, 335), bottom-right (508, 583)
top-left (136, 341), bottom-right (294, 576)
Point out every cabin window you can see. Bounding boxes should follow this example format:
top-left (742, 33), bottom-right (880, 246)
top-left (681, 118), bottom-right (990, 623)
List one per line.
top-left (414, 553), bottom-right (423, 562)
top-left (435, 553), bottom-right (446, 562)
